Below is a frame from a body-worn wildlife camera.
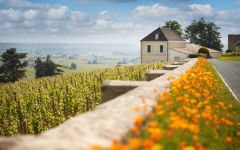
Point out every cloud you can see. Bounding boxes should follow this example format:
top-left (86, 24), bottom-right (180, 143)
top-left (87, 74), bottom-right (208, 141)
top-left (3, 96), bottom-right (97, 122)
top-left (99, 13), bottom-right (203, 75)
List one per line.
top-left (24, 9), bottom-right (39, 20)
top-left (133, 3), bottom-right (215, 22)
top-left (1, 8), bottom-right (23, 22)
top-left (187, 4), bottom-right (215, 17)
top-left (47, 6), bottom-right (70, 20)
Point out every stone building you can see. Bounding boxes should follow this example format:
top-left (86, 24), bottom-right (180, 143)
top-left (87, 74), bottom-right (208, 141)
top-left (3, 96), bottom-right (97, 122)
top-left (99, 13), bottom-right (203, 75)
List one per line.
top-left (228, 34), bottom-right (240, 51)
top-left (140, 27), bottom-right (220, 63)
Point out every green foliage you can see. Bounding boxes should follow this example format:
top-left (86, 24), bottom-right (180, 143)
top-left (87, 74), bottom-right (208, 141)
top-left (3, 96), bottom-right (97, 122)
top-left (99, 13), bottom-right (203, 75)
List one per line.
top-left (0, 48), bottom-right (28, 83)
top-left (188, 53), bottom-right (207, 58)
top-left (34, 55), bottom-right (64, 78)
top-left (218, 56), bottom-right (240, 61)
top-left (162, 20), bottom-right (183, 36)
top-left (184, 18), bottom-right (223, 51)
top-left (221, 52), bottom-right (240, 57)
top-left (226, 50), bottom-right (232, 53)
top-left (0, 62), bottom-right (168, 136)
top-left (198, 47), bottom-right (210, 58)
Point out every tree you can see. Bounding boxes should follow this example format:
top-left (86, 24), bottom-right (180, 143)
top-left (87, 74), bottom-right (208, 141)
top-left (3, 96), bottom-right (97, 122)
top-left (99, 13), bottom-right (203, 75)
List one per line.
top-left (71, 63), bottom-right (77, 70)
top-left (0, 48), bottom-right (28, 83)
top-left (162, 20), bottom-right (183, 36)
top-left (34, 57), bottom-right (45, 78)
top-left (184, 18), bottom-right (223, 51)
top-left (34, 55), bottom-right (64, 78)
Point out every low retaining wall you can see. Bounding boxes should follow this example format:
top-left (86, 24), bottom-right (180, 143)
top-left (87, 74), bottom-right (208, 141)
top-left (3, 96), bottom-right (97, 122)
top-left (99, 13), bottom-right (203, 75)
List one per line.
top-left (0, 59), bottom-right (197, 150)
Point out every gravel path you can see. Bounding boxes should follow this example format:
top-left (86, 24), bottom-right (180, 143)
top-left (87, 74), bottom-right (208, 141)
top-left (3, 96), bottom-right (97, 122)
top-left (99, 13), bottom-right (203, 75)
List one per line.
top-left (209, 59), bottom-right (240, 101)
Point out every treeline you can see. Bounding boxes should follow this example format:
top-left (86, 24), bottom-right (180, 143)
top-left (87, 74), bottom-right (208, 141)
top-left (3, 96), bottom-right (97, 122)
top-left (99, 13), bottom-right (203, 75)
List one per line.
top-left (0, 48), bottom-right (64, 83)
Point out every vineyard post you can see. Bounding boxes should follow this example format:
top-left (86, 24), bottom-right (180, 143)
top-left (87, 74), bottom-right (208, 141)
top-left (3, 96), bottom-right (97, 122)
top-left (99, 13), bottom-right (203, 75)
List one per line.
top-left (14, 92), bottom-right (26, 134)
top-left (86, 97), bottom-right (89, 111)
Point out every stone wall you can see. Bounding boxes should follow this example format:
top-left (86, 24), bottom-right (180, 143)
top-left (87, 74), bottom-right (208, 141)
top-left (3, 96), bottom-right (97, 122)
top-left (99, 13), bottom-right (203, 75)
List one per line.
top-left (141, 41), bottom-right (168, 63)
top-left (0, 59), bottom-right (197, 150)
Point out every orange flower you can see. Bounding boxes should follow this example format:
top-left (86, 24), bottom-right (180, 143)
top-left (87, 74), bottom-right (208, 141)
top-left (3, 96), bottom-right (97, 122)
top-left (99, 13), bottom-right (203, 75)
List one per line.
top-left (132, 107), bottom-right (140, 112)
top-left (128, 138), bottom-right (142, 149)
top-left (167, 76), bottom-right (174, 81)
top-left (144, 139), bottom-right (154, 149)
top-left (148, 121), bottom-right (158, 128)
top-left (151, 144), bottom-right (163, 150)
top-left (193, 135), bottom-right (198, 141)
top-left (182, 146), bottom-right (195, 150)
top-left (131, 126), bottom-right (140, 135)
top-left (134, 116), bottom-right (144, 127)
top-left (237, 132), bottom-right (240, 137)
top-left (225, 137), bottom-right (232, 143)
top-left (90, 145), bottom-right (103, 150)
top-left (148, 128), bottom-right (162, 141)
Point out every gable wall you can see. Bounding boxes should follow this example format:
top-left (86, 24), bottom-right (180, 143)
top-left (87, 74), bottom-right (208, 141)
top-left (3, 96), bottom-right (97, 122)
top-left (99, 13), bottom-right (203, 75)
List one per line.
top-left (141, 41), bottom-right (168, 64)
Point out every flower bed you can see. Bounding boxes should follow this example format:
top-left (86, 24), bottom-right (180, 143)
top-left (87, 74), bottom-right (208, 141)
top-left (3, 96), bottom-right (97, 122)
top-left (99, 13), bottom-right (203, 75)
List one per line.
top-left (92, 58), bottom-right (240, 150)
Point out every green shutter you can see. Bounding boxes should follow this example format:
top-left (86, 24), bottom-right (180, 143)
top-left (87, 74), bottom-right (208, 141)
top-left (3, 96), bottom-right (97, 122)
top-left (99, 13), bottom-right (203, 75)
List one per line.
top-left (160, 45), bottom-right (163, 53)
top-left (147, 45), bottom-right (151, 53)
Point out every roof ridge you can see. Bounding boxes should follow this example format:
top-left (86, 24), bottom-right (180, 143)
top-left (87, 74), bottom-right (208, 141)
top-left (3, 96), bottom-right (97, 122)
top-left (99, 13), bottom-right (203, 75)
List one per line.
top-left (141, 27), bottom-right (184, 42)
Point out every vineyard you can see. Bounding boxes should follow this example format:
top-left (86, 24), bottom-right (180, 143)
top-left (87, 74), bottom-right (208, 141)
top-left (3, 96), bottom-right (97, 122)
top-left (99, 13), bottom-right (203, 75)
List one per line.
top-left (0, 63), bottom-right (167, 136)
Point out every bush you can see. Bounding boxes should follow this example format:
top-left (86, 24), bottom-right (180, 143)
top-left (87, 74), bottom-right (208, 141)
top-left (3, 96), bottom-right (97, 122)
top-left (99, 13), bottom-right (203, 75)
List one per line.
top-left (198, 47), bottom-right (210, 58)
top-left (221, 52), bottom-right (240, 57)
top-left (226, 50), bottom-right (232, 53)
top-left (188, 53), bottom-right (207, 58)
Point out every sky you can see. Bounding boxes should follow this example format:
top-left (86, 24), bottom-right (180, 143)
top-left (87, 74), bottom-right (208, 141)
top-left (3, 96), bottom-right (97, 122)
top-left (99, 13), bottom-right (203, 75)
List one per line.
top-left (0, 0), bottom-right (240, 50)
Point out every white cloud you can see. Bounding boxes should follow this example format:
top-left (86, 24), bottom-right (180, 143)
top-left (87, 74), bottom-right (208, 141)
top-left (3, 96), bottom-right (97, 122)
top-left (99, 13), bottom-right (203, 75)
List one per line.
top-left (134, 3), bottom-right (177, 18)
top-left (133, 3), bottom-right (215, 22)
top-left (1, 8), bottom-right (22, 21)
top-left (95, 11), bottom-right (112, 28)
top-left (24, 9), bottom-right (39, 20)
top-left (47, 6), bottom-right (70, 20)
top-left (187, 4), bottom-right (215, 17)
top-left (71, 11), bottom-right (89, 23)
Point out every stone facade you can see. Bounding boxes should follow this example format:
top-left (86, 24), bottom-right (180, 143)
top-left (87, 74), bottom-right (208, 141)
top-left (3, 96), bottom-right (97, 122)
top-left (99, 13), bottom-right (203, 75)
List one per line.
top-left (141, 41), bottom-right (168, 63)
top-left (228, 34), bottom-right (240, 51)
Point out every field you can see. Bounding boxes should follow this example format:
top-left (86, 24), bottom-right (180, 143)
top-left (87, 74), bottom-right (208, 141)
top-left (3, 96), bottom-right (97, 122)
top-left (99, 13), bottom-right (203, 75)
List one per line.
top-left (0, 62), bottom-right (167, 136)
top-left (94, 58), bottom-right (240, 150)
top-left (24, 63), bottom-right (117, 80)
top-left (218, 52), bottom-right (240, 61)
top-left (217, 56), bottom-right (240, 61)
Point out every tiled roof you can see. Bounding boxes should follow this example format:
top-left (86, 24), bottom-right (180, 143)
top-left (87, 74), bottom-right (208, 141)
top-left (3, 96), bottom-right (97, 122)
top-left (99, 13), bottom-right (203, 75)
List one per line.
top-left (170, 43), bottom-right (220, 54)
top-left (141, 27), bottom-right (184, 41)
top-left (234, 41), bottom-right (240, 46)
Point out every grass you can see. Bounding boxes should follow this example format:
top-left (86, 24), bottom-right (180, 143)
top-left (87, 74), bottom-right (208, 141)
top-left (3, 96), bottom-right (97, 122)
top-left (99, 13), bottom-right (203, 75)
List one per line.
top-left (93, 58), bottom-right (240, 150)
top-left (24, 64), bottom-right (117, 80)
top-left (217, 56), bottom-right (240, 61)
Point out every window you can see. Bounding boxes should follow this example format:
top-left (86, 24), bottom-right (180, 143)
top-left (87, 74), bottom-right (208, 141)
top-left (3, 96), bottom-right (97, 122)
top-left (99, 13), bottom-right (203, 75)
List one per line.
top-left (155, 34), bottom-right (159, 40)
top-left (147, 45), bottom-right (151, 53)
top-left (160, 45), bottom-right (163, 53)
